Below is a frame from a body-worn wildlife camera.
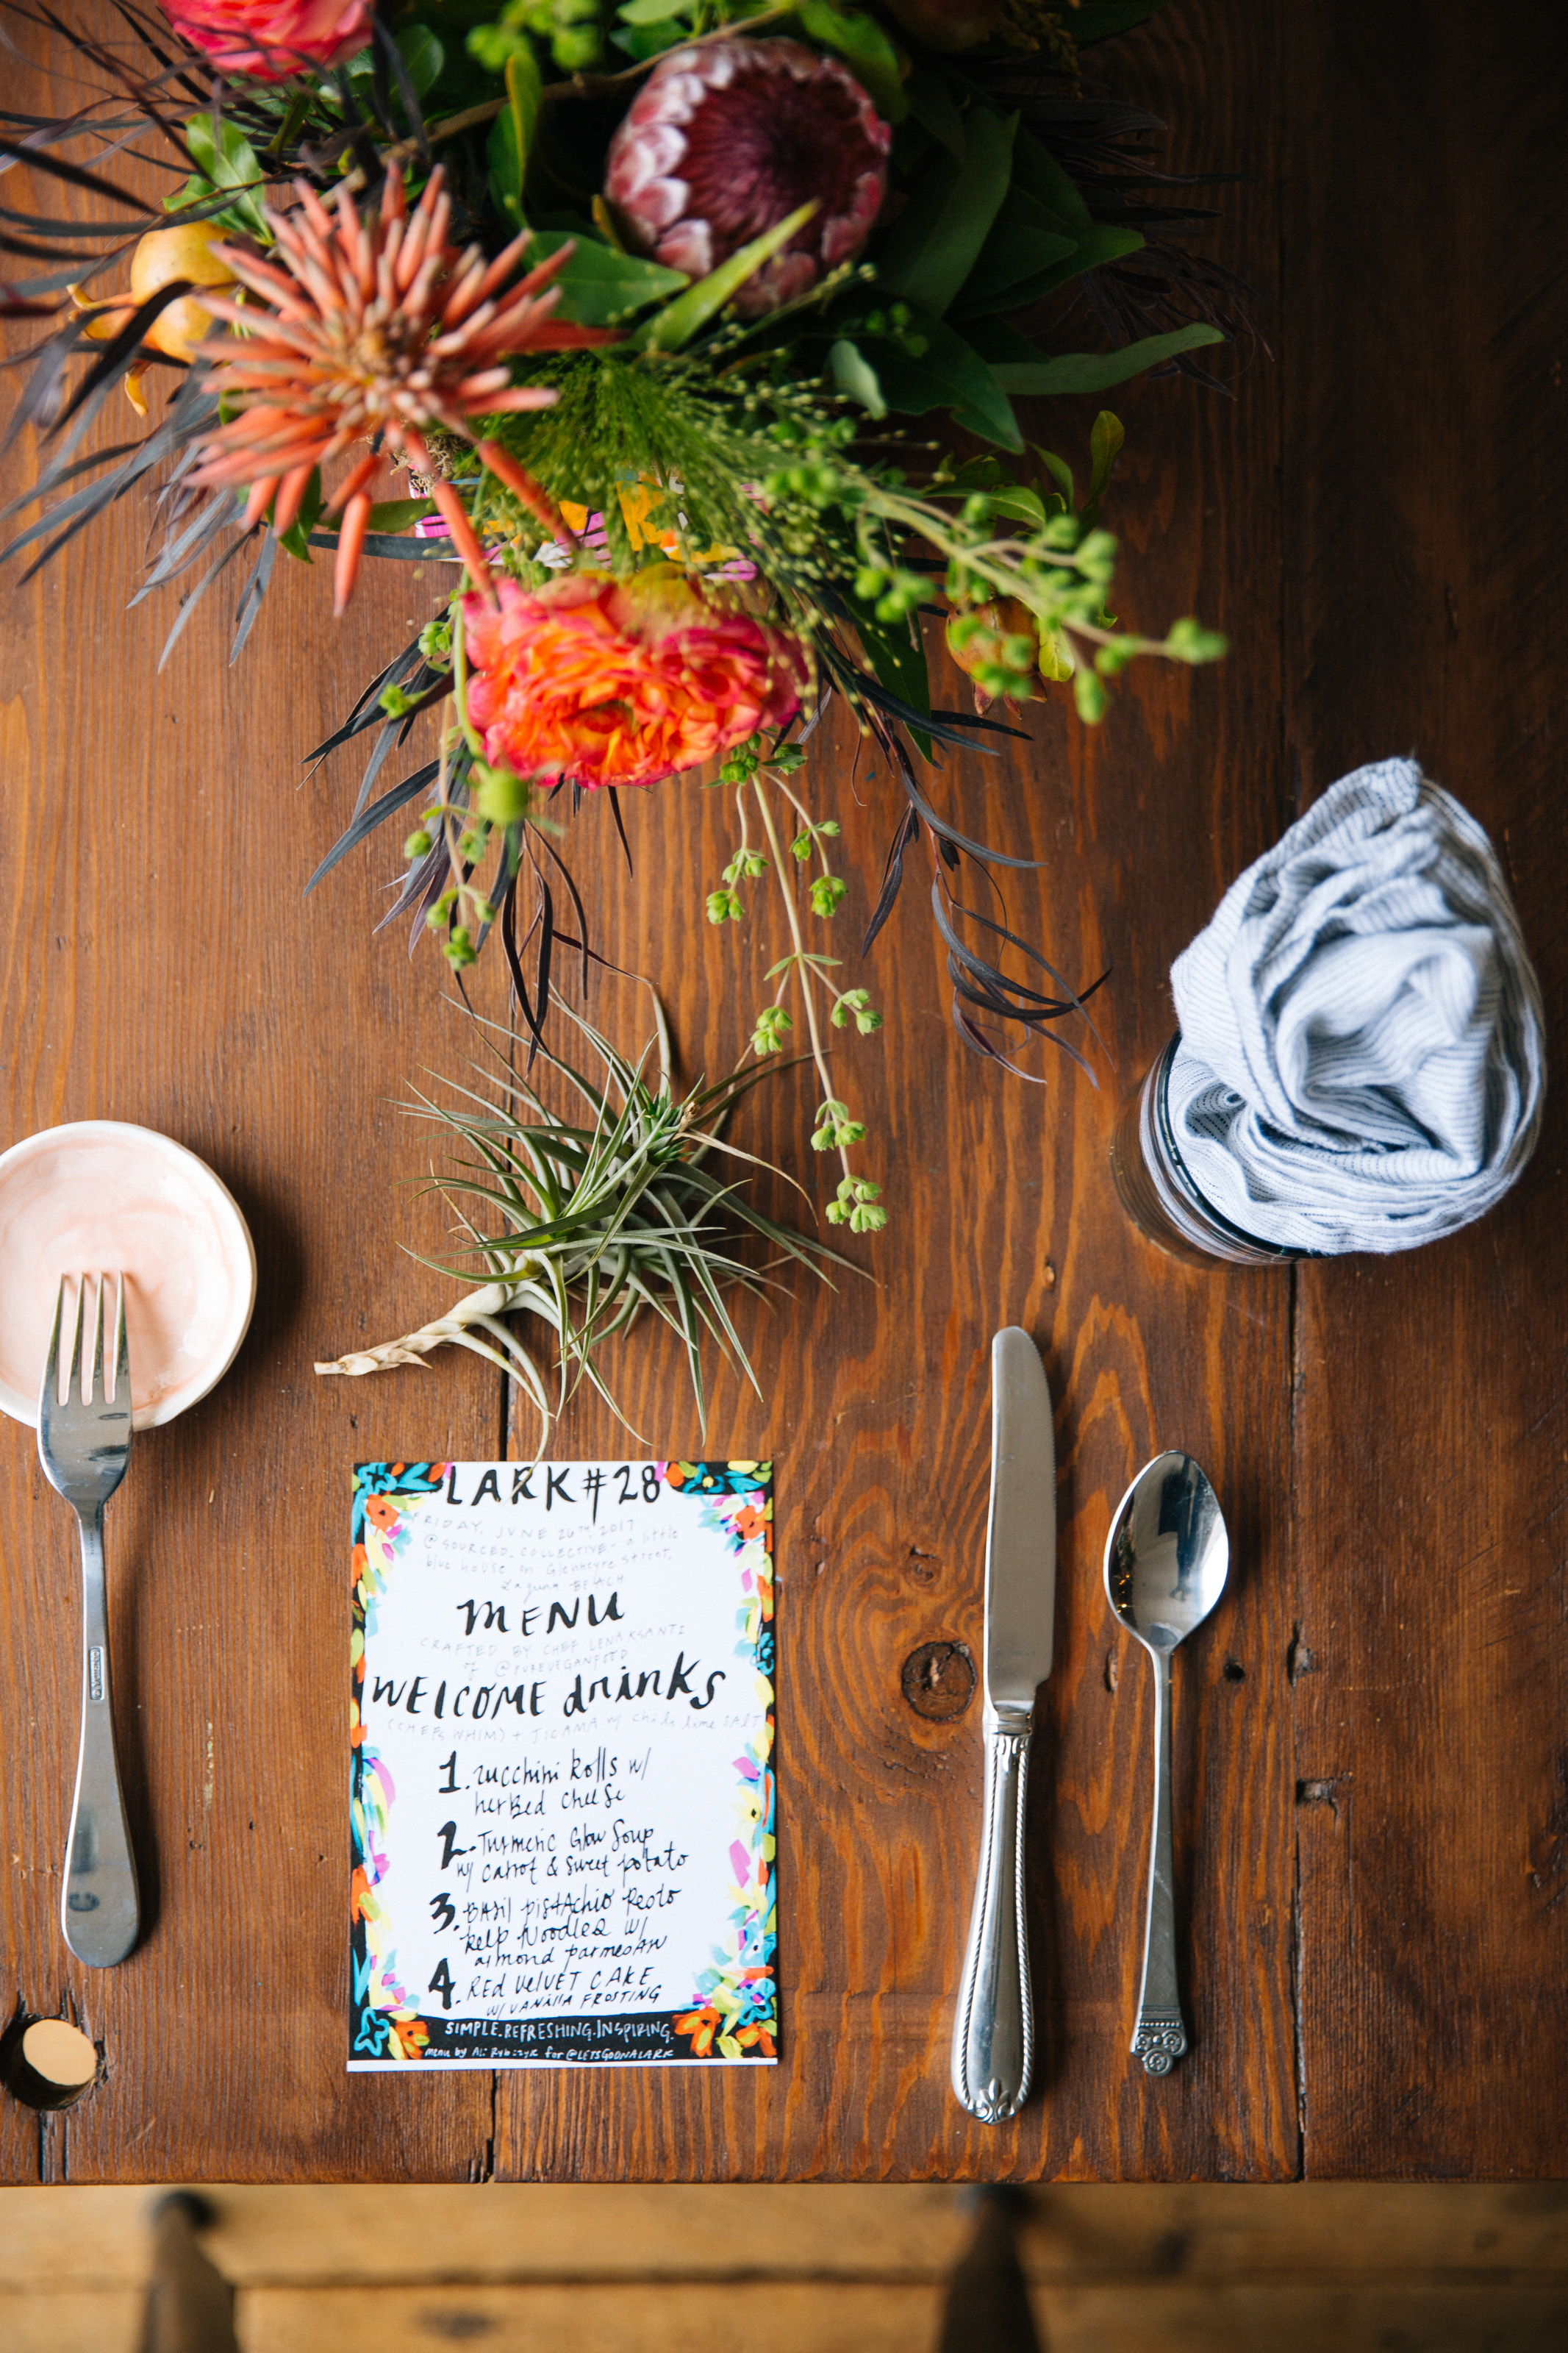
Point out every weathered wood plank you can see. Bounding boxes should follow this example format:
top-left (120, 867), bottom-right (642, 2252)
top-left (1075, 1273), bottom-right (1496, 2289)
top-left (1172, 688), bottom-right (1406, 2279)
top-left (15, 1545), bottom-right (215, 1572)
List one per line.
top-left (1282, 0), bottom-right (1568, 2177)
top-left (490, 0), bottom-right (1297, 2186)
top-left (237, 2279), bottom-right (1568, 2353)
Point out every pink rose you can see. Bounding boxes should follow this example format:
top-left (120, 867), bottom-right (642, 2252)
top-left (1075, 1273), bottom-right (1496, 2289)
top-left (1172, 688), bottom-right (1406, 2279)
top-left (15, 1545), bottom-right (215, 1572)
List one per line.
top-left (160, 0), bottom-right (372, 81)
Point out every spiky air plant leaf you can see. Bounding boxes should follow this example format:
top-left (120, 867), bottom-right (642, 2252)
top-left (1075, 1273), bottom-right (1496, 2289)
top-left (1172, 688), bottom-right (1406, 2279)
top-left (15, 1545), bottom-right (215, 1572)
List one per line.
top-left (188, 164), bottom-right (618, 610)
top-left (314, 1001), bottom-right (854, 1440)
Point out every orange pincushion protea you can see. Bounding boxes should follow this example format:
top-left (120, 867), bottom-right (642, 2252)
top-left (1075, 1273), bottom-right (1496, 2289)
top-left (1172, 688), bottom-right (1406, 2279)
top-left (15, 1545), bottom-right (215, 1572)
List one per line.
top-left (462, 567), bottom-right (809, 790)
top-left (189, 167), bottom-right (614, 611)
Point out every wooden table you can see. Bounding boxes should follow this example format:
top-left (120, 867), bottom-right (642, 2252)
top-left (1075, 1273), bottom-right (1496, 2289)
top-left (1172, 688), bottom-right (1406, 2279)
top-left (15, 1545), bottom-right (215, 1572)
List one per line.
top-left (1, 0), bottom-right (1563, 2183)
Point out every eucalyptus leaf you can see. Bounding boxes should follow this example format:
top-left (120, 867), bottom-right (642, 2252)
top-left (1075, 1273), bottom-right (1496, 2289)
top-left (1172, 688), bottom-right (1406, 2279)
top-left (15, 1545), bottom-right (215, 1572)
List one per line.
top-left (992, 323), bottom-right (1224, 396)
top-left (873, 106), bottom-right (1015, 318)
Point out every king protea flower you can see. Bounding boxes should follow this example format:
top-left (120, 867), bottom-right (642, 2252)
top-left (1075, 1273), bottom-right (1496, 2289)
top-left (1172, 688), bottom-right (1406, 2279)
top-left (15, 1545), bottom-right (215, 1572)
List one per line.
top-left (605, 40), bottom-right (890, 318)
top-left (462, 567), bottom-right (809, 793)
top-left (189, 168), bottom-right (615, 612)
top-left (160, 0), bottom-right (372, 80)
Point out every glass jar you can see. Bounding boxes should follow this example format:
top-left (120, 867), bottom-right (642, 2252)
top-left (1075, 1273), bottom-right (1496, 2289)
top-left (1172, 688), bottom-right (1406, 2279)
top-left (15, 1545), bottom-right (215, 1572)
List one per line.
top-left (1109, 1034), bottom-right (1306, 1268)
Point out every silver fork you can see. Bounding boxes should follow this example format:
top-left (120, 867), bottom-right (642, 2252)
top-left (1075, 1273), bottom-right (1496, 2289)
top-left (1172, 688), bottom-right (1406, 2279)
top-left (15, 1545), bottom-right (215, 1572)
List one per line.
top-left (37, 1274), bottom-right (140, 1968)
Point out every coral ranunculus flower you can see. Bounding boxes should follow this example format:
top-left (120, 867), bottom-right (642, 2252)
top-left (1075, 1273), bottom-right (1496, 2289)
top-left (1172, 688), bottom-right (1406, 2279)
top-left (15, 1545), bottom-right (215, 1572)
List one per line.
top-left (160, 0), bottom-right (372, 80)
top-left (463, 568), bottom-right (809, 790)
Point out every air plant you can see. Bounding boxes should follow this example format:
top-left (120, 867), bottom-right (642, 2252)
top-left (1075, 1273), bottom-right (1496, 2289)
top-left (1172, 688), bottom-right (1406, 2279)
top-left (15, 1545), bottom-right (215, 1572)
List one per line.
top-left (314, 998), bottom-right (852, 1439)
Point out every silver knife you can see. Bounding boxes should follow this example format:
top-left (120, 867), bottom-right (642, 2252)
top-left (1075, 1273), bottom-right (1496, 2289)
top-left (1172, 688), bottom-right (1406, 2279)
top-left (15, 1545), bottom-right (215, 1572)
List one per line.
top-left (951, 1326), bottom-right (1056, 2124)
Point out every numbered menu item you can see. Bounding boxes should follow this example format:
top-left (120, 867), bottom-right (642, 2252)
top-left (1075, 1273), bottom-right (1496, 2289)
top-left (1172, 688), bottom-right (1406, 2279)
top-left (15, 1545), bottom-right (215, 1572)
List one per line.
top-left (349, 1459), bottom-right (776, 2070)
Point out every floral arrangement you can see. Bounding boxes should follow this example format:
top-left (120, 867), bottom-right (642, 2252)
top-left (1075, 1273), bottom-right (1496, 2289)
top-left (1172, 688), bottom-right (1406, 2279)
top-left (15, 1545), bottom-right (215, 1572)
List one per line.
top-left (1, 0), bottom-right (1246, 1233)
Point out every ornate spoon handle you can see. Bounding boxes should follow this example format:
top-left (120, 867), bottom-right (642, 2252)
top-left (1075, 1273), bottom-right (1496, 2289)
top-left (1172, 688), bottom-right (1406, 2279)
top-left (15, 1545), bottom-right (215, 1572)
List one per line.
top-left (951, 1708), bottom-right (1034, 2124)
top-left (1131, 1645), bottom-right (1187, 2074)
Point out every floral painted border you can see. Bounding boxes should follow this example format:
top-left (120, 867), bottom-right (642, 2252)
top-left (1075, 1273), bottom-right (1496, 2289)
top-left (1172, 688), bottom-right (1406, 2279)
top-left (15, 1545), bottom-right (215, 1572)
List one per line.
top-left (348, 1459), bottom-right (777, 2066)
top-left (662, 1461), bottom-right (776, 2061)
top-left (350, 1462), bottom-right (449, 2065)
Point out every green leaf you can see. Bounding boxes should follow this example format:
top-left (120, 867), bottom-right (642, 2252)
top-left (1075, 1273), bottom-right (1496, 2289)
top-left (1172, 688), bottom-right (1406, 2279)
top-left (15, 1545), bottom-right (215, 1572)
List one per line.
top-left (1034, 446), bottom-right (1075, 504)
top-left (523, 229), bottom-right (689, 324)
top-left (978, 483), bottom-right (1048, 528)
top-left (1010, 128), bottom-right (1091, 233)
top-left (276, 468), bottom-right (323, 563)
top-left (1071, 1), bottom-right (1170, 44)
top-left (395, 24), bottom-right (444, 97)
top-left (509, 46), bottom-right (543, 188)
top-left (873, 106), bottom-right (1015, 318)
top-left (1087, 410), bottom-right (1125, 507)
top-left (992, 323), bottom-right (1225, 396)
top-left (952, 222), bottom-right (1143, 320)
top-left (488, 46), bottom-right (543, 228)
top-left (962, 315), bottom-right (1048, 366)
top-left (959, 216), bottom-right (1076, 306)
top-left (828, 338), bottom-right (885, 417)
top-left (637, 199), bottom-right (817, 351)
top-left (903, 64), bottom-right (965, 159)
top-left (366, 497), bottom-right (435, 532)
top-left (796, 1), bottom-right (906, 121)
top-left (864, 307), bottom-right (1022, 451)
top-left (182, 114), bottom-right (268, 240)
top-left (617, 0), bottom-right (692, 21)
top-left (851, 597), bottom-right (933, 761)
top-left (487, 104), bottom-right (523, 227)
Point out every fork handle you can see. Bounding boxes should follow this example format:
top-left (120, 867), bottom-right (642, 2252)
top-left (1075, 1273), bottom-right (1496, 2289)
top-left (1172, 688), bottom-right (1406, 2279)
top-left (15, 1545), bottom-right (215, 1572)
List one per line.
top-left (62, 1508), bottom-right (139, 1968)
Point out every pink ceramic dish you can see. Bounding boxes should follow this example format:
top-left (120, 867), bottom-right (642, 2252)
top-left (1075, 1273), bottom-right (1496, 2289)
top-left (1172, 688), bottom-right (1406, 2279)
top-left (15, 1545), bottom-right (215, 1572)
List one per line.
top-left (0, 1122), bottom-right (257, 1432)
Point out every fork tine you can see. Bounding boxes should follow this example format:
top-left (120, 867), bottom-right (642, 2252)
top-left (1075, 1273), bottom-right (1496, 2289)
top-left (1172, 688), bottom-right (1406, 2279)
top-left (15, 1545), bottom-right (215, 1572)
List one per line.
top-left (65, 1274), bottom-right (84, 1406)
top-left (89, 1275), bottom-right (106, 1405)
top-left (113, 1274), bottom-right (130, 1408)
top-left (40, 1275), bottom-right (66, 1419)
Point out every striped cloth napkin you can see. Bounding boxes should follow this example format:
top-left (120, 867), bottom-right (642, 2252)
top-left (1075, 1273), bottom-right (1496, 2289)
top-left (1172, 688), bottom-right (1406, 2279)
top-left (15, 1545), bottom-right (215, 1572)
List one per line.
top-left (1165, 759), bottom-right (1547, 1255)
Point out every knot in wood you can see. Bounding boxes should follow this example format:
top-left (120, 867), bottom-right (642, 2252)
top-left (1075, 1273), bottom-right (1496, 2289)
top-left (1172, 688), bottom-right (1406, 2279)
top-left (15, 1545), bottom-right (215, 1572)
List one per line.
top-left (900, 1640), bottom-right (976, 1722)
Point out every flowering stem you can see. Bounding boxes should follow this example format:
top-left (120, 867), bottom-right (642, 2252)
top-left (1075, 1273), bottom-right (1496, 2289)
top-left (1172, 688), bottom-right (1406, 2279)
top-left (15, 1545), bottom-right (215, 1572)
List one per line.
top-left (751, 775), bottom-right (851, 1186)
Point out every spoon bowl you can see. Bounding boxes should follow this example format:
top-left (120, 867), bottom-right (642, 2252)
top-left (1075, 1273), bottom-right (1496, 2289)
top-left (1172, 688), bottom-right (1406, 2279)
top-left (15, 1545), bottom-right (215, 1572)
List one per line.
top-left (1105, 1450), bottom-right (1229, 1654)
top-left (1103, 1450), bottom-right (1229, 2074)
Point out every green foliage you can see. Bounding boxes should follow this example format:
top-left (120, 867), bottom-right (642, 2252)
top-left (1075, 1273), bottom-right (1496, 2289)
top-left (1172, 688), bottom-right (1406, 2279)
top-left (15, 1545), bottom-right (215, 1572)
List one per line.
top-left (523, 232), bottom-right (690, 326)
top-left (165, 115), bottom-right (268, 239)
top-left (470, 0), bottom-right (603, 76)
top-left (874, 105), bottom-right (1017, 318)
top-left (795, 2), bottom-right (907, 121)
top-left (992, 323), bottom-right (1225, 395)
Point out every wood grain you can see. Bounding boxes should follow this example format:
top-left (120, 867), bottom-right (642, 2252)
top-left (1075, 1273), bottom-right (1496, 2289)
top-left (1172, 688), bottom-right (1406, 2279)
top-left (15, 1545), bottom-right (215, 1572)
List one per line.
top-left (0, 0), bottom-right (1557, 2181)
top-left (3, 2179), bottom-right (1563, 2286)
top-left (1281, 0), bottom-right (1568, 2177)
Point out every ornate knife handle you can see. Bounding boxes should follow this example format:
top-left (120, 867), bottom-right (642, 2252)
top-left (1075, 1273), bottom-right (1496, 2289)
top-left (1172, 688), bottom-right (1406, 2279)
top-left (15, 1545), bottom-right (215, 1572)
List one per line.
top-left (951, 1706), bottom-right (1034, 2124)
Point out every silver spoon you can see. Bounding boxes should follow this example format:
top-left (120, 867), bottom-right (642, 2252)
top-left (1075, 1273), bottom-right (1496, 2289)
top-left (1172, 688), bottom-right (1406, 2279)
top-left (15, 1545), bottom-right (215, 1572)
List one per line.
top-left (1103, 1451), bottom-right (1229, 2074)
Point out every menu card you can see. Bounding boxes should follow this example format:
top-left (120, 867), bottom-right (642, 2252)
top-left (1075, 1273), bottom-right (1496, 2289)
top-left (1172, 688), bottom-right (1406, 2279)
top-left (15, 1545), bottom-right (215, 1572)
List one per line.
top-left (348, 1458), bottom-right (776, 2070)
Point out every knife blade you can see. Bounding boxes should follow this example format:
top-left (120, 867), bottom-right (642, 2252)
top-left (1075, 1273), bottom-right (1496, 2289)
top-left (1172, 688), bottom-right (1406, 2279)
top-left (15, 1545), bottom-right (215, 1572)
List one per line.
top-left (951, 1325), bottom-right (1056, 2124)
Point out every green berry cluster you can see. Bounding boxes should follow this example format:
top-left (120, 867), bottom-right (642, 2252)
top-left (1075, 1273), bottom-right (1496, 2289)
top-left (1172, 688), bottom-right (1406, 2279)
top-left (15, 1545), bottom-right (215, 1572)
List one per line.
top-left (812, 1099), bottom-right (866, 1151)
top-left (826, 1176), bottom-right (887, 1234)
